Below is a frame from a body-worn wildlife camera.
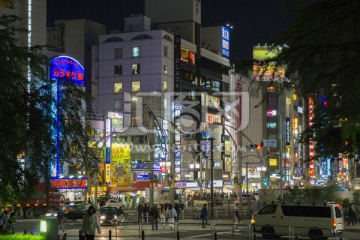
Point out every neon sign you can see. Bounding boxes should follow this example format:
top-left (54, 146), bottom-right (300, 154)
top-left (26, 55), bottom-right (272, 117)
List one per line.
top-left (50, 56), bottom-right (85, 85)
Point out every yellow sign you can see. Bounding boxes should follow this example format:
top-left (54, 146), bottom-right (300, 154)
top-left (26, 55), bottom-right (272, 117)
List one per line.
top-left (105, 164), bottom-right (111, 183)
top-left (269, 158), bottom-right (278, 166)
top-left (111, 144), bottom-right (131, 186)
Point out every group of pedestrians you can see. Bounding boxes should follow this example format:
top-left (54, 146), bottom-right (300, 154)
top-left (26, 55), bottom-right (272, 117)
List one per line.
top-left (0, 209), bottom-right (16, 234)
top-left (137, 203), bottom-right (179, 230)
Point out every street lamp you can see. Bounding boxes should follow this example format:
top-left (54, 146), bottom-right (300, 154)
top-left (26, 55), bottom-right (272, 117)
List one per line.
top-left (203, 137), bottom-right (215, 218)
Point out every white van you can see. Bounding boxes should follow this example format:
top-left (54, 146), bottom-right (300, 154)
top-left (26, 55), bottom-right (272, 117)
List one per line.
top-left (251, 201), bottom-right (344, 240)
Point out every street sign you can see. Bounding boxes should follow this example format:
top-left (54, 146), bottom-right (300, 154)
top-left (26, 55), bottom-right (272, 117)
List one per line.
top-left (262, 139), bottom-right (277, 148)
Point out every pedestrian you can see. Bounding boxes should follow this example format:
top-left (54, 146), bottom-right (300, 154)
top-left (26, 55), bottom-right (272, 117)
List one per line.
top-left (233, 203), bottom-right (241, 231)
top-left (137, 203), bottom-right (143, 224)
top-left (57, 210), bottom-right (65, 233)
top-left (149, 204), bottom-right (159, 230)
top-left (143, 203), bottom-right (149, 223)
top-left (6, 212), bottom-right (16, 234)
top-left (200, 204), bottom-right (208, 228)
top-left (159, 205), bottom-right (166, 228)
top-left (81, 206), bottom-right (101, 240)
top-left (348, 203), bottom-right (357, 225)
top-left (0, 210), bottom-right (6, 230)
top-left (168, 204), bottom-right (177, 230)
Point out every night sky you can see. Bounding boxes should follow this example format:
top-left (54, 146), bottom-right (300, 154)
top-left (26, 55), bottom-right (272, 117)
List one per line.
top-left (47, 0), bottom-right (293, 62)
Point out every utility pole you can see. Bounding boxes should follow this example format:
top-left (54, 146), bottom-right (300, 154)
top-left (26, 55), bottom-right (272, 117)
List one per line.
top-left (149, 114), bottom-right (155, 207)
top-left (278, 102), bottom-right (284, 201)
top-left (209, 137), bottom-right (214, 218)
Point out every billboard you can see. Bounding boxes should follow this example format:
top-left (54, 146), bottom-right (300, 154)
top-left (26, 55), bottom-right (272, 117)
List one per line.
top-left (111, 144), bottom-right (131, 186)
top-left (253, 47), bottom-right (285, 81)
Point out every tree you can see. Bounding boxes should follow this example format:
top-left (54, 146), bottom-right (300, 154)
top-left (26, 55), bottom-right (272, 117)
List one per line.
top-left (270, 0), bottom-right (360, 161)
top-left (0, 15), bottom-right (98, 206)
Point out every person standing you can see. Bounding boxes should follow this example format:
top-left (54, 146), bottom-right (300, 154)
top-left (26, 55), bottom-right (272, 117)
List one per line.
top-left (348, 203), bottom-right (357, 225)
top-left (142, 203), bottom-right (149, 223)
top-left (137, 203), bottom-right (143, 224)
top-left (200, 204), bottom-right (208, 228)
top-left (81, 206), bottom-right (101, 240)
top-left (169, 204), bottom-right (178, 230)
top-left (0, 210), bottom-right (6, 230)
top-left (6, 212), bottom-right (16, 234)
top-left (149, 204), bottom-right (159, 230)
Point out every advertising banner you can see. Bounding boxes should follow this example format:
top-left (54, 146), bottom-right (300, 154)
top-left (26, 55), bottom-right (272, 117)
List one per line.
top-left (111, 144), bottom-right (131, 186)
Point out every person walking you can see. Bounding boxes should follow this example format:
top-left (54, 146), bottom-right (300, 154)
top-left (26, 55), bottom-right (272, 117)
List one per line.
top-left (200, 204), bottom-right (208, 228)
top-left (81, 206), bottom-right (101, 240)
top-left (57, 210), bottom-right (65, 233)
top-left (233, 203), bottom-right (242, 231)
top-left (149, 204), bottom-right (160, 230)
top-left (348, 203), bottom-right (357, 225)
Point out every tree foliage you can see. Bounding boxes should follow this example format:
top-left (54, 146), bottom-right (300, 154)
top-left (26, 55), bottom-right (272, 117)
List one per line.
top-left (272, 0), bottom-right (360, 161)
top-left (0, 15), bottom-right (98, 206)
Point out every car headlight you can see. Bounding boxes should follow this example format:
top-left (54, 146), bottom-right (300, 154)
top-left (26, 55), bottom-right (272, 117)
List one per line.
top-left (100, 215), bottom-right (106, 220)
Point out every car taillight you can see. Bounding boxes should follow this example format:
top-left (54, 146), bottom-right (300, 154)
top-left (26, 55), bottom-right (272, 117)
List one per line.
top-left (333, 218), bottom-right (336, 229)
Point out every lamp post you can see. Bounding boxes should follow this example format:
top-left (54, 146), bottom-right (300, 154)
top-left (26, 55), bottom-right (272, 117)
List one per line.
top-left (202, 137), bottom-right (215, 218)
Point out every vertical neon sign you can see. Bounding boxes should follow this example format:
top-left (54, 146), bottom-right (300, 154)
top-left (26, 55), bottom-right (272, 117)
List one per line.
top-left (105, 118), bottom-right (111, 184)
top-left (49, 56), bottom-right (85, 178)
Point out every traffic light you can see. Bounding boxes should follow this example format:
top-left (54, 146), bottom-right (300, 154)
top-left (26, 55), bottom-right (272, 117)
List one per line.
top-left (248, 143), bottom-right (263, 150)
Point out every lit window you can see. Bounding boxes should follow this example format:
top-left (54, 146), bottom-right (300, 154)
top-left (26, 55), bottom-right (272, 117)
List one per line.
top-left (292, 94), bottom-right (297, 100)
top-left (132, 64), bottom-right (140, 74)
top-left (267, 122), bottom-right (277, 128)
top-left (132, 47), bottom-right (140, 57)
top-left (132, 81), bottom-right (140, 92)
top-left (163, 63), bottom-right (168, 74)
top-left (163, 80), bottom-right (168, 91)
top-left (114, 82), bottom-right (122, 93)
top-left (114, 65), bottom-right (122, 76)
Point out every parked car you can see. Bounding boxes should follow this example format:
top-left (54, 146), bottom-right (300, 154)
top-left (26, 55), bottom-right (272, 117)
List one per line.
top-left (61, 204), bottom-right (87, 220)
top-left (99, 206), bottom-right (118, 225)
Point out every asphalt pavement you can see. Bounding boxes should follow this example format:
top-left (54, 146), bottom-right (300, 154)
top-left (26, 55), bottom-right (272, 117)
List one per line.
top-left (59, 217), bottom-right (360, 240)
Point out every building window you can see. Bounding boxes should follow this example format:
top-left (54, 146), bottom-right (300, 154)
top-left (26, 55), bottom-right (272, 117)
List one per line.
top-left (114, 82), bottom-right (122, 93)
top-left (164, 45), bottom-right (168, 57)
top-left (132, 47), bottom-right (140, 57)
top-left (114, 48), bottom-right (123, 59)
top-left (163, 80), bottom-right (168, 92)
top-left (132, 81), bottom-right (140, 92)
top-left (114, 99), bottom-right (122, 110)
top-left (163, 63), bottom-right (168, 74)
top-left (132, 64), bottom-right (140, 74)
top-left (114, 65), bottom-right (122, 76)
